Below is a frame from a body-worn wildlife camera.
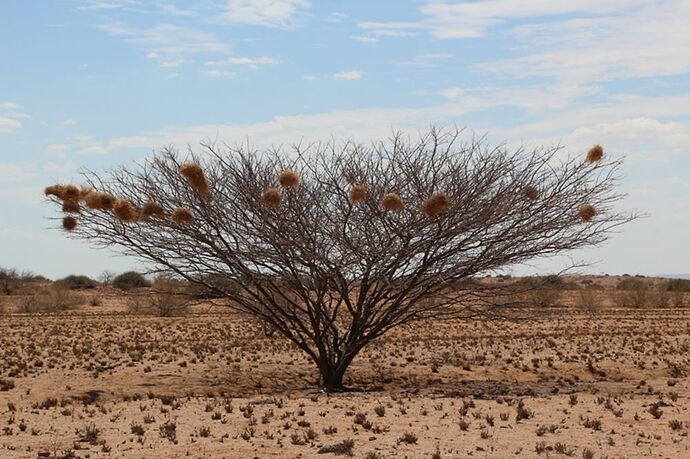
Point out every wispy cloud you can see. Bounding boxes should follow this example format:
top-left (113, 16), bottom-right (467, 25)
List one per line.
top-left (333, 70), bottom-right (362, 80)
top-left (219, 0), bottom-right (311, 28)
top-left (204, 56), bottom-right (280, 70)
top-left (96, 22), bottom-right (227, 66)
top-left (0, 102), bottom-right (27, 134)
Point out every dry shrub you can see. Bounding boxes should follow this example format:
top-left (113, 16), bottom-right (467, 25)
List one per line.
top-left (127, 294), bottom-right (189, 317)
top-left (421, 193), bottom-right (449, 219)
top-left (522, 185), bottom-right (539, 200)
top-left (586, 145), bottom-right (604, 163)
top-left (578, 204), bottom-right (596, 222)
top-left (381, 193), bottom-right (404, 212)
top-left (63, 216), bottom-right (77, 231)
top-left (261, 187), bottom-right (282, 207)
top-left (62, 200), bottom-right (80, 213)
top-left (617, 278), bottom-right (650, 308)
top-left (19, 286), bottom-right (80, 313)
top-left (171, 207), bottom-right (194, 224)
top-left (349, 184), bottom-right (367, 203)
top-left (278, 170), bottom-right (300, 188)
top-left (179, 163), bottom-right (210, 195)
top-left (526, 288), bottom-right (562, 308)
top-left (141, 202), bottom-right (166, 219)
top-left (113, 199), bottom-right (139, 222)
top-left (576, 290), bottom-right (600, 311)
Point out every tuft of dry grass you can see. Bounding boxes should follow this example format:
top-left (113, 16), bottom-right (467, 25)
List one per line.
top-left (578, 204), bottom-right (596, 222)
top-left (261, 187), bottom-right (282, 207)
top-left (179, 163), bottom-right (210, 196)
top-left (586, 145), bottom-right (604, 163)
top-left (381, 193), bottom-right (404, 212)
top-left (171, 208), bottom-right (194, 224)
top-left (421, 193), bottom-right (449, 219)
top-left (278, 170), bottom-right (300, 189)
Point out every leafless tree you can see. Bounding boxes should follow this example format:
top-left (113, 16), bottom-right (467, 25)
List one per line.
top-left (46, 128), bottom-right (633, 390)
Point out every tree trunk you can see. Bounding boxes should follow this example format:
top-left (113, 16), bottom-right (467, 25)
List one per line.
top-left (320, 365), bottom-right (347, 392)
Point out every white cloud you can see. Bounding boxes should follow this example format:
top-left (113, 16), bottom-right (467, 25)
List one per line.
top-left (62, 118), bottom-right (78, 126)
top-left (205, 69), bottom-right (236, 78)
top-left (478, 1), bottom-right (690, 83)
top-left (397, 52), bottom-right (454, 67)
top-left (96, 23), bottom-right (227, 66)
top-left (0, 117), bottom-right (21, 134)
top-left (356, 21), bottom-right (422, 42)
top-left (333, 70), bottom-right (362, 80)
top-left (219, 0), bottom-right (310, 28)
top-left (204, 56), bottom-right (280, 70)
top-left (0, 102), bottom-right (22, 111)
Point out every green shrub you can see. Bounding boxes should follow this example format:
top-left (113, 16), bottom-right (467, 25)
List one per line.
top-left (56, 275), bottom-right (97, 290)
top-left (113, 271), bottom-right (151, 290)
top-left (186, 275), bottom-right (240, 299)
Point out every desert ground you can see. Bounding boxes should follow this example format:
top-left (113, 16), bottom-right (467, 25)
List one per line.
top-left (0, 276), bottom-right (689, 458)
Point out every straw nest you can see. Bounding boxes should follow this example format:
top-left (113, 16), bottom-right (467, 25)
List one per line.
top-left (141, 202), bottom-right (166, 219)
top-left (579, 204), bottom-right (596, 222)
top-left (113, 199), bottom-right (139, 222)
top-left (44, 184), bottom-right (65, 199)
top-left (171, 207), bottom-right (194, 224)
top-left (278, 170), bottom-right (300, 189)
top-left (84, 191), bottom-right (115, 210)
top-left (421, 193), bottom-right (449, 219)
top-left (381, 193), bottom-right (404, 212)
top-left (261, 187), bottom-right (282, 207)
top-left (179, 163), bottom-right (211, 195)
top-left (62, 200), bottom-right (81, 213)
top-left (349, 184), bottom-right (368, 203)
top-left (522, 185), bottom-right (539, 200)
top-left (62, 185), bottom-right (80, 201)
top-left (62, 216), bottom-right (77, 231)
top-left (586, 145), bottom-right (604, 163)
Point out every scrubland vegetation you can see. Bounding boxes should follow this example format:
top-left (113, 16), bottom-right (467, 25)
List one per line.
top-left (1, 272), bottom-right (689, 458)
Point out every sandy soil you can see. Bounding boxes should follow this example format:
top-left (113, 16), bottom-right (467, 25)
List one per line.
top-left (0, 290), bottom-right (689, 458)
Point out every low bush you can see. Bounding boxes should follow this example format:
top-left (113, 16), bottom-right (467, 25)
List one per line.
top-left (56, 275), bottom-right (97, 290)
top-left (666, 278), bottom-right (690, 292)
top-left (18, 287), bottom-right (81, 313)
top-left (127, 294), bottom-right (189, 317)
top-left (113, 271), bottom-right (151, 290)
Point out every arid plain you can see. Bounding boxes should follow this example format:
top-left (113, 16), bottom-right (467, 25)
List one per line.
top-left (0, 275), bottom-right (689, 459)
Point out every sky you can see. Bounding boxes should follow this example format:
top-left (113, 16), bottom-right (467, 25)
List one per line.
top-left (1, 0), bottom-right (689, 280)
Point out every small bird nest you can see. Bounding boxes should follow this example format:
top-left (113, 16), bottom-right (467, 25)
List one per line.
top-left (62, 185), bottom-right (80, 201)
top-left (84, 191), bottom-right (114, 211)
top-left (62, 199), bottom-right (80, 213)
top-left (278, 170), bottom-right (300, 188)
top-left (179, 163), bottom-right (211, 196)
top-left (586, 145), bottom-right (604, 163)
top-left (522, 185), bottom-right (539, 200)
top-left (421, 193), bottom-right (449, 219)
top-left (62, 216), bottom-right (77, 231)
top-left (79, 186), bottom-right (94, 201)
top-left (579, 204), bottom-right (596, 222)
top-left (113, 199), bottom-right (139, 222)
top-left (141, 202), bottom-right (166, 219)
top-left (171, 207), bottom-right (194, 224)
top-left (261, 187), bottom-right (282, 207)
top-left (44, 184), bottom-right (65, 199)
top-left (381, 193), bottom-right (404, 212)
top-left (349, 184), bottom-right (368, 203)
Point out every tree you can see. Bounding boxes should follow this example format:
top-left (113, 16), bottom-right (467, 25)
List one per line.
top-left (112, 271), bottom-right (151, 290)
top-left (45, 129), bottom-right (633, 391)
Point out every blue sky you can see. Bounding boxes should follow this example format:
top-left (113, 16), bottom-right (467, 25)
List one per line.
top-left (1, 0), bottom-right (689, 279)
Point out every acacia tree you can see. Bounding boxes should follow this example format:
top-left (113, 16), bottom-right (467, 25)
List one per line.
top-left (46, 129), bottom-right (632, 391)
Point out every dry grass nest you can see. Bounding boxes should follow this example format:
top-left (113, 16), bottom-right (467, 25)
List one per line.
top-left (113, 199), bottom-right (139, 222)
top-left (62, 200), bottom-right (80, 213)
top-left (84, 191), bottom-right (115, 210)
top-left (586, 145), bottom-right (604, 163)
top-left (141, 202), bottom-right (166, 219)
top-left (522, 185), bottom-right (539, 200)
top-left (62, 216), bottom-right (77, 231)
top-left (179, 163), bottom-right (211, 196)
top-left (421, 193), bottom-right (449, 219)
top-left (381, 193), bottom-right (404, 212)
top-left (278, 170), bottom-right (300, 188)
top-left (579, 204), bottom-right (596, 222)
top-left (349, 184), bottom-right (368, 203)
top-left (171, 207), bottom-right (194, 224)
top-left (261, 187), bottom-right (282, 207)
